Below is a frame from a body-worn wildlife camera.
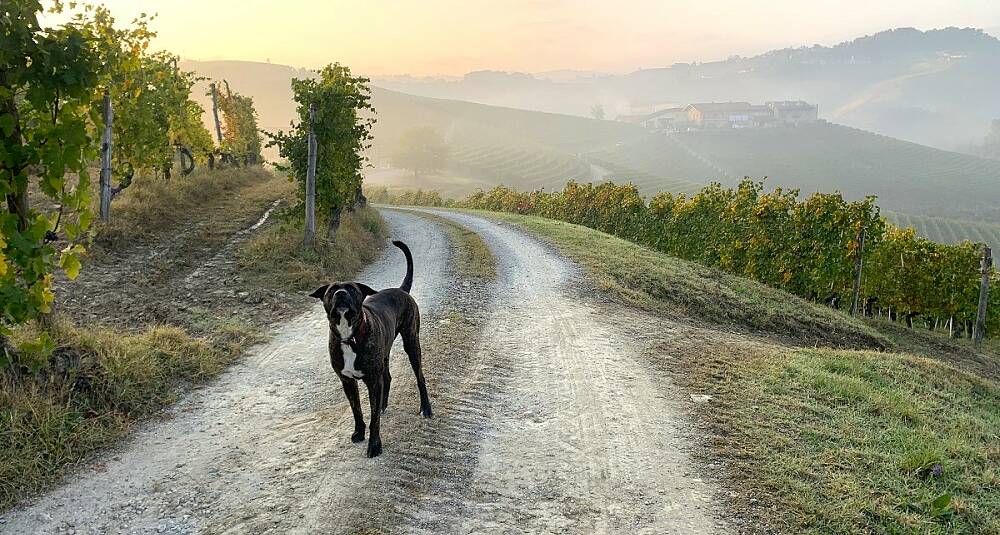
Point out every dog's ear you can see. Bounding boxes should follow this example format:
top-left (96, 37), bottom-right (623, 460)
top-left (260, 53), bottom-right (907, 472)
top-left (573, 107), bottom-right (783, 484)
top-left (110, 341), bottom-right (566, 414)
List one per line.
top-left (356, 283), bottom-right (378, 296)
top-left (309, 285), bottom-right (330, 299)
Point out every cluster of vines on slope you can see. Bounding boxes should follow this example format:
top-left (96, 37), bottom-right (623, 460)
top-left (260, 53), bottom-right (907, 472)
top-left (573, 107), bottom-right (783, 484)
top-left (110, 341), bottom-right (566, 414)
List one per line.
top-left (213, 80), bottom-right (263, 166)
top-left (452, 180), bottom-right (995, 337)
top-left (88, 6), bottom-right (213, 185)
top-left (1, 2), bottom-right (257, 366)
top-left (266, 63), bottom-right (374, 233)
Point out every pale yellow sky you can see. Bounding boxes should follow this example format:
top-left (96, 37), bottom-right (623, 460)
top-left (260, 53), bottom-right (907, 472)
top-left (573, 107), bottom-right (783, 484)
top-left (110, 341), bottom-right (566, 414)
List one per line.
top-left (48, 0), bottom-right (1000, 75)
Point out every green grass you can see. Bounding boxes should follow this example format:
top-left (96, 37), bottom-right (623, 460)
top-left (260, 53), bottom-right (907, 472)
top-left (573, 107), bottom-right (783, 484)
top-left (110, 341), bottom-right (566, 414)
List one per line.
top-left (238, 206), bottom-right (389, 293)
top-left (673, 342), bottom-right (999, 534)
top-left (1, 318), bottom-right (257, 510)
top-left (479, 210), bottom-right (888, 349)
top-left (391, 209), bottom-right (496, 280)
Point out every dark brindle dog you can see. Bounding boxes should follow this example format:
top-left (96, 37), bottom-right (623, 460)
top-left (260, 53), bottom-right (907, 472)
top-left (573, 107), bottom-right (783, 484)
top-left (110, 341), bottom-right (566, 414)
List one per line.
top-left (309, 241), bottom-right (432, 458)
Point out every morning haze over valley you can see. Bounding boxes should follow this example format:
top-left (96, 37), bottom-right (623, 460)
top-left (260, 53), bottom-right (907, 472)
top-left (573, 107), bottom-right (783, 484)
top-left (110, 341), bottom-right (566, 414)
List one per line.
top-left (181, 26), bottom-right (1000, 245)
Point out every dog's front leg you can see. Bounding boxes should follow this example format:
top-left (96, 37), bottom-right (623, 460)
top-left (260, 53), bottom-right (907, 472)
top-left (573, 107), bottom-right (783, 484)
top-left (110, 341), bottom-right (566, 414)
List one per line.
top-left (340, 377), bottom-right (366, 443)
top-left (364, 375), bottom-right (384, 458)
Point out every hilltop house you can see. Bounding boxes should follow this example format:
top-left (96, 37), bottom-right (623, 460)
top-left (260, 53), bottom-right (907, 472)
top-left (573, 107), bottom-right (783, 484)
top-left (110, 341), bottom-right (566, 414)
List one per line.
top-left (686, 102), bottom-right (752, 128)
top-left (622, 99), bottom-right (818, 130)
top-left (766, 101), bottom-right (819, 124)
top-left (640, 107), bottom-right (689, 130)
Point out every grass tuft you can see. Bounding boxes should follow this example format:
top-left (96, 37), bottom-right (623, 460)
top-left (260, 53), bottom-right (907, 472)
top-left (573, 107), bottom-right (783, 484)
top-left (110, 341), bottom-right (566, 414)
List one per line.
top-left (95, 166), bottom-right (279, 249)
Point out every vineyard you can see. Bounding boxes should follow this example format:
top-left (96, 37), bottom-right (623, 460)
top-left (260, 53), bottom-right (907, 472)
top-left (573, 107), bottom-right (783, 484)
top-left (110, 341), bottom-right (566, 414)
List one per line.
top-left (377, 180), bottom-right (997, 337)
top-left (664, 123), bottom-right (1000, 221)
top-left (884, 211), bottom-right (1000, 248)
top-left (1, 2), bottom-right (362, 368)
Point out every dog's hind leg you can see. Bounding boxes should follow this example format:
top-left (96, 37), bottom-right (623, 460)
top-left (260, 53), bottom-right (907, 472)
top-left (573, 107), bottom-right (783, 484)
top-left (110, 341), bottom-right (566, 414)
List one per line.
top-left (402, 327), bottom-right (433, 418)
top-left (340, 377), bottom-right (366, 443)
top-left (382, 366), bottom-right (391, 413)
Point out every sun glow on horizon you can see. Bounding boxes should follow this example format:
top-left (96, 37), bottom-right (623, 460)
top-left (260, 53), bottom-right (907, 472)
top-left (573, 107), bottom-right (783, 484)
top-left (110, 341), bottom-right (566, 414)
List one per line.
top-left (42, 0), bottom-right (1000, 76)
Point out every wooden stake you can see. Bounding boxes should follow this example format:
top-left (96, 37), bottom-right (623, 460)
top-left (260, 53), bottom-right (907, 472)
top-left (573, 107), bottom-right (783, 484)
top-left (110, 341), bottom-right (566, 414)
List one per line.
top-left (850, 228), bottom-right (866, 316)
top-left (304, 103), bottom-right (317, 246)
top-left (210, 82), bottom-right (223, 145)
top-left (99, 90), bottom-right (113, 223)
top-left (974, 246), bottom-right (992, 346)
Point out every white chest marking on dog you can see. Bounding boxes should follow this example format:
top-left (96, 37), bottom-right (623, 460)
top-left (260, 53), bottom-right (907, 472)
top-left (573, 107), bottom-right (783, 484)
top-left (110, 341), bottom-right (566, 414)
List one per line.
top-left (335, 312), bottom-right (353, 339)
top-left (340, 343), bottom-right (364, 378)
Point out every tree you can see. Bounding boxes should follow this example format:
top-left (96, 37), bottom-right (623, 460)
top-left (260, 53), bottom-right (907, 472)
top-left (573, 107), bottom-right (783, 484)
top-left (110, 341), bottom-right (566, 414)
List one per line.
top-left (1, 0), bottom-right (101, 362)
top-left (590, 104), bottom-right (605, 120)
top-left (266, 63), bottom-right (374, 233)
top-left (391, 126), bottom-right (448, 177)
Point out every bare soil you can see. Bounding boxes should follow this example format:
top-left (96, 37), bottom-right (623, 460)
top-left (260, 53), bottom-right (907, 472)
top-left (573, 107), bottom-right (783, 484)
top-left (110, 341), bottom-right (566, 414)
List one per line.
top-left (54, 175), bottom-right (300, 334)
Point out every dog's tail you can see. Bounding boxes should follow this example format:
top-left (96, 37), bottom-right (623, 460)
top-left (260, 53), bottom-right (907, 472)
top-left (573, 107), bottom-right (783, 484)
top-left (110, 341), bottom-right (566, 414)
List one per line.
top-left (393, 240), bottom-right (414, 293)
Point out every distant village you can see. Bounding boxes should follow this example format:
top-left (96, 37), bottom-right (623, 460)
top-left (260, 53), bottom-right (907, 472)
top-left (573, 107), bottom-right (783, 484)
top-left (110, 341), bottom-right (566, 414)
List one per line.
top-left (617, 101), bottom-right (819, 131)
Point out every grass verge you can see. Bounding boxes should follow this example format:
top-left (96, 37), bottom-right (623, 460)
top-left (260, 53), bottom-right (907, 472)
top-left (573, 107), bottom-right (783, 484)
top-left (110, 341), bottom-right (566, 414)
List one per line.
top-left (395, 209), bottom-right (496, 280)
top-left (1, 318), bottom-right (257, 510)
top-left (238, 206), bottom-right (389, 293)
top-left (669, 339), bottom-right (999, 534)
top-left (479, 210), bottom-right (887, 349)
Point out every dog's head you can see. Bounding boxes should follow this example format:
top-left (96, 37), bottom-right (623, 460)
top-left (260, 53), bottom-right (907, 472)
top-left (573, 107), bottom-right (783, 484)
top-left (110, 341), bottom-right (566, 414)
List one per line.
top-left (309, 282), bottom-right (377, 338)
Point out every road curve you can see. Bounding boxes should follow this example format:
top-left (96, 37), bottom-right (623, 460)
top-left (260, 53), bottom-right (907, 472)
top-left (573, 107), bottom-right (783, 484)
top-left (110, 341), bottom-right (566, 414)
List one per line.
top-left (1, 208), bottom-right (727, 534)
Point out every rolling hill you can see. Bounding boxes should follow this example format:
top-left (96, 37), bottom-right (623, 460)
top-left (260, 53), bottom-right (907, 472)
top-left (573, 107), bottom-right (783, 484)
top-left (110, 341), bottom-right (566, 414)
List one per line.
top-left (373, 27), bottom-right (1000, 151)
top-left (180, 59), bottom-right (999, 245)
top-left (592, 123), bottom-right (1000, 222)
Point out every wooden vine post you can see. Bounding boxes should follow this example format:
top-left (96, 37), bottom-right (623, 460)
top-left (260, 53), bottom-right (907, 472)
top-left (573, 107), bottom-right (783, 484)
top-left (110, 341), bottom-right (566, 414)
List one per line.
top-left (974, 246), bottom-right (992, 346)
top-left (304, 102), bottom-right (318, 246)
top-left (850, 227), bottom-right (866, 316)
top-left (210, 82), bottom-right (223, 145)
top-left (99, 90), bottom-right (113, 223)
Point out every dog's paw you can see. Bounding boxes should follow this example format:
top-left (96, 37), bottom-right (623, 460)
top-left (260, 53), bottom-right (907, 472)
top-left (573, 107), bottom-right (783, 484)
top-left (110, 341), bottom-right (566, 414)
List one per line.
top-left (351, 428), bottom-right (365, 443)
top-left (366, 439), bottom-right (383, 458)
top-left (420, 406), bottom-right (433, 419)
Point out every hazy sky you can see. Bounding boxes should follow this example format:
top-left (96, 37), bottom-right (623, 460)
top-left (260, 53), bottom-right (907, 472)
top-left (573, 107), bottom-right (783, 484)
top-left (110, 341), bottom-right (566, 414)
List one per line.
top-left (50, 0), bottom-right (1000, 75)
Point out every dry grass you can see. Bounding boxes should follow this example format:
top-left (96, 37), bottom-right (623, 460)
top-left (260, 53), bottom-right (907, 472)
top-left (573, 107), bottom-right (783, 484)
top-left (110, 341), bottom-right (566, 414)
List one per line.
top-left (238, 207), bottom-right (389, 293)
top-left (1, 318), bottom-right (257, 510)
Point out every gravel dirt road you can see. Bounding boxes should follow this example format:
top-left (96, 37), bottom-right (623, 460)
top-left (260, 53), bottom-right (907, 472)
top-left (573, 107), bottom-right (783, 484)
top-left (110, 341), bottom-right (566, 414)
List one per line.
top-left (2, 208), bottom-right (728, 534)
